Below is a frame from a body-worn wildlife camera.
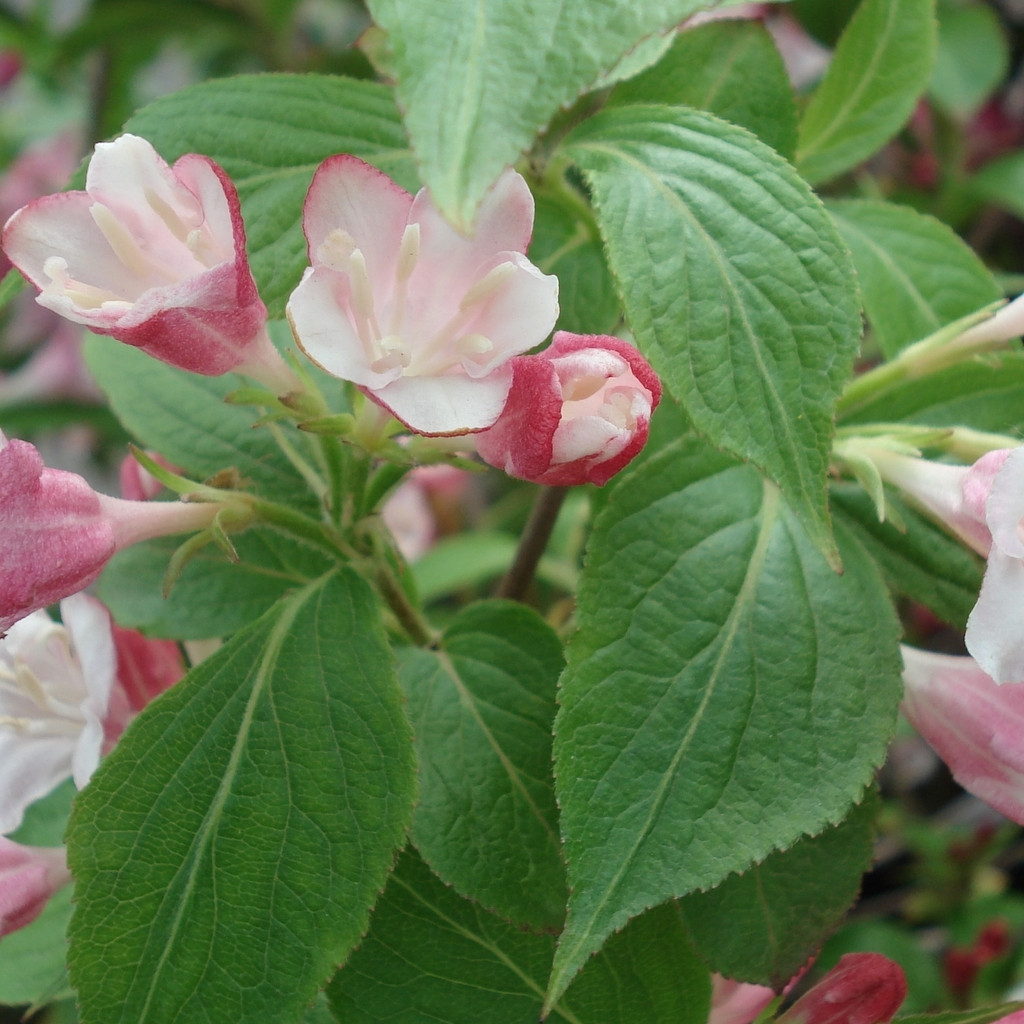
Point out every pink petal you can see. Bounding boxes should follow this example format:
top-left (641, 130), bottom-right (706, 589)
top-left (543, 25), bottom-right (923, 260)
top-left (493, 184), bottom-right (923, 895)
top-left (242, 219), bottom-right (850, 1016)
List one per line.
top-left (902, 645), bottom-right (1024, 820)
top-left (302, 154), bottom-right (412, 287)
top-left (370, 366), bottom-right (514, 436)
top-left (985, 446), bottom-right (1024, 559)
top-left (966, 551), bottom-right (1024, 684)
top-left (0, 839), bottom-right (69, 937)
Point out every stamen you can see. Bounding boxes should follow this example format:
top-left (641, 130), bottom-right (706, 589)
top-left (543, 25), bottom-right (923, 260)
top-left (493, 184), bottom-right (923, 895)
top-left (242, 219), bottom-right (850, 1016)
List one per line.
top-left (456, 333), bottom-right (493, 361)
top-left (316, 229), bottom-right (357, 273)
top-left (395, 223), bottom-right (420, 284)
top-left (142, 186), bottom-right (201, 242)
top-left (459, 261), bottom-right (516, 310)
top-left (563, 374), bottom-right (608, 402)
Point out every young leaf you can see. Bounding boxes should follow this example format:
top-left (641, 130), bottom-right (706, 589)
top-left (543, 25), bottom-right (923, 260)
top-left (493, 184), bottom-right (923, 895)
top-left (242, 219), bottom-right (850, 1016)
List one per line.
top-left (678, 793), bottom-right (878, 987)
top-left (838, 351), bottom-right (1024, 436)
top-left (796, 0), bottom-right (937, 185)
top-left (67, 570), bottom-right (416, 1024)
top-left (828, 200), bottom-right (1001, 359)
top-left (398, 600), bottom-right (566, 932)
top-left (363, 0), bottom-right (745, 228)
top-left (327, 849), bottom-right (712, 1024)
top-left (122, 74), bottom-right (413, 317)
top-left (831, 483), bottom-right (982, 630)
top-left (565, 106), bottom-right (860, 568)
top-left (607, 20), bottom-right (799, 159)
top-left (546, 438), bottom-right (903, 1008)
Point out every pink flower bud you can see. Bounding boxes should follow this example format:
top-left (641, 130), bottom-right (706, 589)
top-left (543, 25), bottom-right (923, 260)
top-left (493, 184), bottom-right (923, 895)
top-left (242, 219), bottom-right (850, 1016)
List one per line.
top-left (779, 954), bottom-right (906, 1024)
top-left (0, 838), bottom-right (69, 937)
top-left (0, 431), bottom-right (225, 633)
top-left (2, 134), bottom-right (293, 392)
top-left (474, 332), bottom-right (661, 486)
top-left (901, 645), bottom-right (1024, 823)
top-left (287, 155), bottom-right (559, 435)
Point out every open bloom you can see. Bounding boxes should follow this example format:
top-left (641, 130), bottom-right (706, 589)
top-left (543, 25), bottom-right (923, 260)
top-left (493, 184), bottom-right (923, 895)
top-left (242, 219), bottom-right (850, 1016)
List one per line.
top-left (0, 431), bottom-right (228, 634)
top-left (286, 155), bottom-right (559, 435)
top-left (2, 133), bottom-right (292, 390)
top-left (870, 446), bottom-right (1024, 682)
top-left (474, 332), bottom-right (661, 486)
top-left (0, 594), bottom-right (183, 835)
top-left (0, 838), bottom-right (70, 937)
top-left (901, 645), bottom-right (1024, 824)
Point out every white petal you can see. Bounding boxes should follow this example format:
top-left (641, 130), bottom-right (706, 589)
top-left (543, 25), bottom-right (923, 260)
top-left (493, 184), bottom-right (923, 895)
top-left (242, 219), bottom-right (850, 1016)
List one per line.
top-left (966, 551), bottom-right (1024, 683)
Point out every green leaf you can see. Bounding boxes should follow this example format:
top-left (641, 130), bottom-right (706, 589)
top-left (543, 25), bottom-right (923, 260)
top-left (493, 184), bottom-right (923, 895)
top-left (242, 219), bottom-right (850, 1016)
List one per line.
top-left (364, 0), bottom-right (747, 228)
top-left (828, 200), bottom-right (1001, 358)
top-left (838, 351), bottom-right (1024, 436)
top-left (546, 437), bottom-right (903, 1007)
top-left (900, 1008), bottom-right (1024, 1024)
top-left (98, 529), bottom-right (333, 639)
top-left (84, 334), bottom-right (318, 510)
top-left (608, 20), bottom-right (799, 160)
top-left (929, 4), bottom-right (1008, 120)
top-left (565, 106), bottom-right (860, 567)
top-left (679, 793), bottom-right (878, 987)
top-left (831, 481), bottom-right (983, 629)
top-left (398, 601), bottom-right (566, 931)
top-left (122, 74), bottom-right (413, 317)
top-left (67, 570), bottom-right (416, 1024)
top-left (532, 195), bottom-right (621, 336)
top-left (796, 0), bottom-right (937, 185)
top-left (327, 849), bottom-right (712, 1024)
top-left (0, 267), bottom-right (25, 312)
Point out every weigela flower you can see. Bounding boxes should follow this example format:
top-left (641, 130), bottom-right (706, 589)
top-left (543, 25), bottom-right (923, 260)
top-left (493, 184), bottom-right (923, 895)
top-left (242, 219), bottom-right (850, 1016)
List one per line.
top-left (901, 645), bottom-right (1024, 824)
top-left (1, 133), bottom-right (292, 390)
top-left (474, 332), bottom-right (661, 486)
top-left (0, 594), bottom-right (183, 835)
top-left (778, 954), bottom-right (906, 1024)
top-left (0, 431), bottom-right (227, 634)
top-left (286, 155), bottom-right (559, 435)
top-left (0, 837), bottom-right (70, 937)
top-left (871, 446), bottom-right (1024, 683)
top-left (0, 594), bottom-right (117, 833)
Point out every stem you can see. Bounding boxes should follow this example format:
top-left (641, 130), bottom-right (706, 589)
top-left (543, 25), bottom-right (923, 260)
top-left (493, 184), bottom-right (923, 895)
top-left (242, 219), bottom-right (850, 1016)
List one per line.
top-left (249, 498), bottom-right (351, 559)
top-left (265, 420), bottom-right (327, 500)
top-left (496, 486), bottom-right (569, 602)
top-left (375, 563), bottom-right (436, 646)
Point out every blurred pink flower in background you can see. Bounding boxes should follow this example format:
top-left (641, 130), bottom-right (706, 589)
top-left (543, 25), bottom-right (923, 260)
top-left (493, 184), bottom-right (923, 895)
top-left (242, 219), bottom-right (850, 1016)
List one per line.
top-left (0, 837), bottom-right (69, 937)
top-left (709, 974), bottom-right (777, 1024)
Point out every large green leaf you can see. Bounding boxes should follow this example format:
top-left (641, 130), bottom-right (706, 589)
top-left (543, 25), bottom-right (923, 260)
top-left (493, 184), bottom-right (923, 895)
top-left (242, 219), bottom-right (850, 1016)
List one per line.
top-left (398, 601), bottom-right (566, 931)
top-left (828, 200), bottom-right (1001, 358)
top-left (67, 571), bottom-right (416, 1024)
top-left (565, 106), bottom-right (860, 567)
top-left (608, 20), bottom-right (799, 159)
top-left (546, 437), bottom-right (903, 1007)
top-left (796, 0), bottom-right (937, 185)
top-left (364, 0), bottom-right (743, 228)
top-left (327, 849), bottom-right (711, 1024)
top-left (679, 793), bottom-right (877, 987)
top-left (98, 530), bottom-right (333, 639)
top-left (929, 3), bottom-right (1008, 120)
top-left (122, 74), bottom-right (413, 317)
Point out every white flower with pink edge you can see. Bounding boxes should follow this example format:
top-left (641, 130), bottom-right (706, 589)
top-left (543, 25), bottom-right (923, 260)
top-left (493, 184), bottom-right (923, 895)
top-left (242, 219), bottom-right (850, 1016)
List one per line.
top-left (286, 156), bottom-right (559, 436)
